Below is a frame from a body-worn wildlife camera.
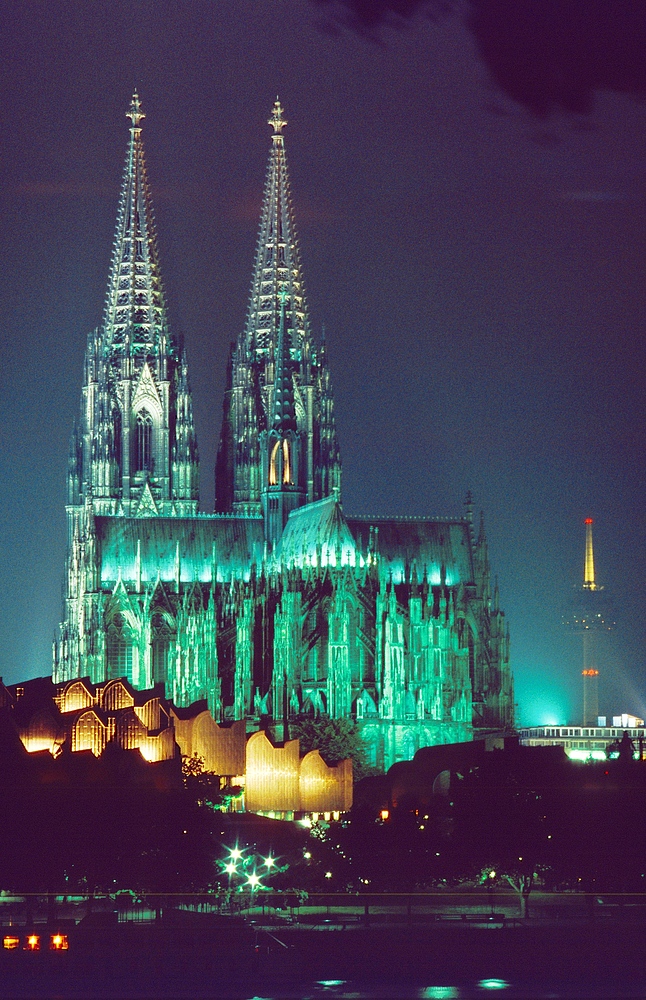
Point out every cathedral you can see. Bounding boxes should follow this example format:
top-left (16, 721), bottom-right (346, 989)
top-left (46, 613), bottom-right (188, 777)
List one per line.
top-left (53, 95), bottom-right (514, 771)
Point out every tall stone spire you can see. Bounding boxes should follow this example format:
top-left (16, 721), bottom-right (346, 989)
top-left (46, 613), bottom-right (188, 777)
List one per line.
top-left (70, 92), bottom-right (199, 517)
top-left (243, 99), bottom-right (311, 359)
top-left (102, 92), bottom-right (170, 361)
top-left (216, 99), bottom-right (341, 522)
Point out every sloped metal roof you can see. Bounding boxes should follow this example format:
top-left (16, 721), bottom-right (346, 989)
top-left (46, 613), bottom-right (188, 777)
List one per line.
top-left (97, 515), bottom-right (264, 585)
top-left (275, 495), bottom-right (360, 568)
top-left (347, 516), bottom-right (474, 586)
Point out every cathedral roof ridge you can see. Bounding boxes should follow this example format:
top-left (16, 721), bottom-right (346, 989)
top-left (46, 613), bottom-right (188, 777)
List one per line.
top-left (347, 513), bottom-right (465, 523)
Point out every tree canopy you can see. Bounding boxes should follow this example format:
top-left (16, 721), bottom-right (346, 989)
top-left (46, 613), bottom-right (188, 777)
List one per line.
top-left (289, 714), bottom-right (373, 780)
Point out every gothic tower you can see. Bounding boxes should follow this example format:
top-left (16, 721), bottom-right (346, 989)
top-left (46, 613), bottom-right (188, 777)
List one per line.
top-left (215, 100), bottom-right (341, 528)
top-left (55, 94), bottom-right (199, 683)
top-left (69, 93), bottom-right (199, 518)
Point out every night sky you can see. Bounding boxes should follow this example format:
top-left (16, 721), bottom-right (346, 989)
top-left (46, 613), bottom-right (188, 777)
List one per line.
top-left (1, 1), bottom-right (644, 726)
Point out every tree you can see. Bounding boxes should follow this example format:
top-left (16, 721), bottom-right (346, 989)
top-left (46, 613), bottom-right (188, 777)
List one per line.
top-left (289, 714), bottom-right (373, 779)
top-left (181, 752), bottom-right (225, 809)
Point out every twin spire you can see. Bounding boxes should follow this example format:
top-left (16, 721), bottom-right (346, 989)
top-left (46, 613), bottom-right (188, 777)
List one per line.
top-left (102, 92), bottom-right (170, 360)
top-left (244, 98), bottom-right (310, 360)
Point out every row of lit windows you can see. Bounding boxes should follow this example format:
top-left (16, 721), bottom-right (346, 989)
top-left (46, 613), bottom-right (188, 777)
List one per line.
top-left (525, 727), bottom-right (644, 739)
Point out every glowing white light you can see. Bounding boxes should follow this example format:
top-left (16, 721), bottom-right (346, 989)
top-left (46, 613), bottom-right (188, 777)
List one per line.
top-left (324, 871), bottom-right (332, 879)
top-left (224, 862), bottom-right (237, 875)
top-left (247, 873), bottom-right (261, 888)
top-left (229, 846), bottom-right (243, 860)
top-left (263, 856), bottom-right (275, 868)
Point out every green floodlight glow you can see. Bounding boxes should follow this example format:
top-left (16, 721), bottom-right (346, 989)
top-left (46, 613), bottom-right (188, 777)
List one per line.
top-left (420, 988), bottom-right (460, 999)
top-left (478, 979), bottom-right (508, 991)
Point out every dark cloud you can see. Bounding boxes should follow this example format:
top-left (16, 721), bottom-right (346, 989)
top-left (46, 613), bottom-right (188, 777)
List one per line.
top-left (313, 0), bottom-right (646, 115)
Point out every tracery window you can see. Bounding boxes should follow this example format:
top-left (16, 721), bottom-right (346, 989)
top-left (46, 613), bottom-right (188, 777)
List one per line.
top-left (135, 409), bottom-right (153, 473)
top-left (151, 618), bottom-right (173, 687)
top-left (282, 438), bottom-right (291, 484)
top-left (106, 615), bottom-right (133, 682)
top-left (269, 440), bottom-right (279, 485)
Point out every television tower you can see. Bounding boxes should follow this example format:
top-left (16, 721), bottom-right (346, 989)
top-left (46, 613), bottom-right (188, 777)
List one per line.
top-left (563, 518), bottom-right (614, 725)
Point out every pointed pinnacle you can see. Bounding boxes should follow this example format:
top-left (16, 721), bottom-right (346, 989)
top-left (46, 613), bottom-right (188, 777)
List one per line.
top-left (269, 98), bottom-right (287, 135)
top-left (127, 92), bottom-right (145, 129)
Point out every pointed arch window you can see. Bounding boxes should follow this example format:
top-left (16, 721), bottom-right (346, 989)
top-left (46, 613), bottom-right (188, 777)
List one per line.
top-left (269, 440), bottom-right (280, 486)
top-left (151, 616), bottom-right (173, 688)
top-left (135, 409), bottom-right (153, 473)
top-left (282, 438), bottom-right (291, 484)
top-left (106, 615), bottom-right (133, 682)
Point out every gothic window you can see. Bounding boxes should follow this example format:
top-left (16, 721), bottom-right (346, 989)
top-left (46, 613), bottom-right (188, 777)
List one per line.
top-left (282, 438), bottom-right (291, 484)
top-left (269, 440), bottom-right (279, 485)
top-left (152, 618), bottom-right (173, 687)
top-left (135, 409), bottom-right (153, 473)
top-left (106, 615), bottom-right (133, 682)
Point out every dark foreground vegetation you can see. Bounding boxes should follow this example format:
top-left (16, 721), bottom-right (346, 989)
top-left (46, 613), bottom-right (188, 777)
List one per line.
top-left (1, 729), bottom-right (646, 905)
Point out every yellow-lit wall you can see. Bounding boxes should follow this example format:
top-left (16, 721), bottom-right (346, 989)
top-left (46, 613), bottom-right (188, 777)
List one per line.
top-left (245, 732), bottom-right (353, 815)
top-left (245, 731), bottom-right (301, 813)
top-left (172, 711), bottom-right (246, 776)
top-left (299, 749), bottom-right (352, 813)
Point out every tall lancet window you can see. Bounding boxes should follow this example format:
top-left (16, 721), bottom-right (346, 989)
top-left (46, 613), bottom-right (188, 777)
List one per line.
top-left (135, 409), bottom-right (153, 473)
top-left (106, 614), bottom-right (133, 682)
top-left (151, 615), bottom-right (172, 688)
top-left (269, 441), bottom-right (280, 486)
top-left (282, 439), bottom-right (291, 484)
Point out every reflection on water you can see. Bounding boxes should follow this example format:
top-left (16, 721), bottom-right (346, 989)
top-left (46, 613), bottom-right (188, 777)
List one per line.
top-left (242, 975), bottom-right (646, 1000)
top-left (420, 988), bottom-right (461, 998)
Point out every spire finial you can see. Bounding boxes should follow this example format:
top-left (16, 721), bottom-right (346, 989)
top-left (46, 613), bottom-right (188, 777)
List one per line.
top-left (127, 92), bottom-right (145, 130)
top-left (269, 98), bottom-right (287, 136)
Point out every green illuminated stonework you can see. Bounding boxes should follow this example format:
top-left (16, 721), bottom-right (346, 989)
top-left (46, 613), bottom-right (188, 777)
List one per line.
top-left (54, 96), bottom-right (513, 770)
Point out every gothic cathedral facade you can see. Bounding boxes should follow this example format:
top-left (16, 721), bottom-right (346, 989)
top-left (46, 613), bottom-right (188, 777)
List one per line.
top-left (54, 96), bottom-right (514, 770)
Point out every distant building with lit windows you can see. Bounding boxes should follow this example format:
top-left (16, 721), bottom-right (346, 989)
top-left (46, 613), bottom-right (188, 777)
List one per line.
top-left (52, 95), bottom-right (513, 772)
top-left (519, 718), bottom-right (645, 761)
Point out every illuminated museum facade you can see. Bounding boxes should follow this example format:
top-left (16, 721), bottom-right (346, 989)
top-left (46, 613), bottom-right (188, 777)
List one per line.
top-left (53, 95), bottom-right (513, 770)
